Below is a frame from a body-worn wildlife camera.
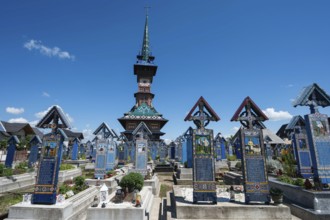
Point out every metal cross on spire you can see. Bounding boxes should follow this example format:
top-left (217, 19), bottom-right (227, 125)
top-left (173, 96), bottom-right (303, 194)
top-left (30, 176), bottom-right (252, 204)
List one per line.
top-left (144, 5), bottom-right (151, 15)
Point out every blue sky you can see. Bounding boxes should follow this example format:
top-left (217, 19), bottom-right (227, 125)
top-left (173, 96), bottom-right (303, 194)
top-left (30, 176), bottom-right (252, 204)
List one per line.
top-left (1, 0), bottom-right (330, 141)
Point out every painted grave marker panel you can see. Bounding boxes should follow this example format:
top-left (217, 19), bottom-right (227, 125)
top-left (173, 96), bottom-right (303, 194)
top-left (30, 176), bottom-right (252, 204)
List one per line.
top-left (118, 144), bottom-right (125, 165)
top-left (135, 139), bottom-right (148, 175)
top-left (305, 113), bottom-right (330, 183)
top-left (159, 144), bottom-right (166, 162)
top-left (292, 132), bottom-right (313, 178)
top-left (186, 135), bottom-right (193, 168)
top-left (79, 144), bottom-right (85, 158)
top-left (5, 136), bottom-right (18, 168)
top-left (32, 132), bottom-right (63, 204)
top-left (192, 129), bottom-right (216, 203)
top-left (28, 136), bottom-right (41, 168)
top-left (215, 141), bottom-right (222, 161)
top-left (181, 140), bottom-right (187, 163)
top-left (106, 140), bottom-right (116, 170)
top-left (241, 129), bottom-right (269, 203)
top-left (71, 139), bottom-right (79, 160)
top-left (95, 140), bottom-right (107, 179)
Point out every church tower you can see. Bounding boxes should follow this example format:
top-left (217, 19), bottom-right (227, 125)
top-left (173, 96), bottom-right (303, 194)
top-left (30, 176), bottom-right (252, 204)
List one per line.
top-left (118, 12), bottom-right (168, 141)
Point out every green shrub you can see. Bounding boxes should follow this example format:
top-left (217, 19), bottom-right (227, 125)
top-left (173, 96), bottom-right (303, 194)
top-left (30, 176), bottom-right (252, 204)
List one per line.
top-left (74, 176), bottom-right (85, 187)
top-left (59, 184), bottom-right (72, 194)
top-left (0, 164), bottom-right (13, 177)
top-left (15, 161), bottom-right (28, 170)
top-left (73, 176), bottom-right (87, 193)
top-left (278, 175), bottom-right (294, 184)
top-left (235, 161), bottom-right (242, 170)
top-left (0, 164), bottom-right (5, 176)
top-left (293, 178), bottom-right (304, 187)
top-left (60, 164), bottom-right (75, 171)
top-left (227, 155), bottom-right (237, 161)
top-left (119, 172), bottom-right (144, 192)
top-left (270, 187), bottom-right (283, 196)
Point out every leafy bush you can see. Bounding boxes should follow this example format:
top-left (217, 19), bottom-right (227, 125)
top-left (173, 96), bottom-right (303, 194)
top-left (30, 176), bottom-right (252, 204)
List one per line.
top-left (119, 172), bottom-right (144, 192)
top-left (73, 176), bottom-right (87, 193)
top-left (0, 164), bottom-right (13, 177)
top-left (235, 161), bottom-right (242, 170)
top-left (15, 161), bottom-right (28, 170)
top-left (293, 178), bottom-right (304, 187)
top-left (270, 187), bottom-right (283, 196)
top-left (278, 175), bottom-right (294, 184)
top-left (3, 168), bottom-right (13, 177)
top-left (227, 155), bottom-right (237, 161)
top-left (60, 164), bottom-right (75, 171)
top-left (74, 176), bottom-right (85, 187)
top-left (59, 184), bottom-right (72, 194)
top-left (281, 151), bottom-right (297, 177)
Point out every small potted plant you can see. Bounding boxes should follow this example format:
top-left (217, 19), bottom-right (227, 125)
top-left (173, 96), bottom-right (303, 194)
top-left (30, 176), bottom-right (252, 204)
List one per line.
top-left (270, 187), bottom-right (283, 204)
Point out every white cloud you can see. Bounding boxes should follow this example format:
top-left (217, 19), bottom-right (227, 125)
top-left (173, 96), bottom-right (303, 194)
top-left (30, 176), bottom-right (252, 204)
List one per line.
top-left (29, 120), bottom-right (39, 126)
top-left (6, 107), bottom-right (24, 115)
top-left (231, 126), bottom-right (239, 132)
top-left (262, 108), bottom-right (293, 121)
top-left (82, 128), bottom-right (94, 141)
top-left (164, 139), bottom-right (172, 145)
top-left (42, 92), bottom-right (50, 97)
top-left (24, 39), bottom-right (75, 61)
top-left (35, 109), bottom-right (49, 119)
top-left (286, 84), bottom-right (294, 88)
top-left (8, 117), bottom-right (28, 123)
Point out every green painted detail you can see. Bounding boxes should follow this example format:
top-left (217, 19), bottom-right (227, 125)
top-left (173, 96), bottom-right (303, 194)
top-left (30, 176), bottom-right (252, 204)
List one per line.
top-left (129, 103), bottom-right (160, 116)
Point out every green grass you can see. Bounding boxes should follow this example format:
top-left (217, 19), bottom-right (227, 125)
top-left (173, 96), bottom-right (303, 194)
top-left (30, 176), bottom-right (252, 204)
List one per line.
top-left (159, 184), bottom-right (172, 198)
top-left (60, 164), bottom-right (75, 171)
top-left (0, 193), bottom-right (22, 215)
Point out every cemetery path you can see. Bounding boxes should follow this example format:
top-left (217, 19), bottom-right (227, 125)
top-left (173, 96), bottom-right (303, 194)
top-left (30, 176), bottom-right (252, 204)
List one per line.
top-left (149, 173), bottom-right (174, 220)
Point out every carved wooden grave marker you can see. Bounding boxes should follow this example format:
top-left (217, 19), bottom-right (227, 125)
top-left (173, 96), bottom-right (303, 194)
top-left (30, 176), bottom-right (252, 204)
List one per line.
top-left (71, 137), bottom-right (80, 160)
top-left (32, 105), bottom-right (70, 204)
top-left (5, 136), bottom-right (19, 168)
top-left (286, 116), bottom-right (313, 178)
top-left (93, 122), bottom-right (118, 178)
top-left (231, 97), bottom-right (270, 204)
top-left (132, 122), bottom-right (151, 176)
top-left (28, 135), bottom-right (42, 168)
top-left (185, 96), bottom-right (220, 204)
top-left (293, 83), bottom-right (330, 184)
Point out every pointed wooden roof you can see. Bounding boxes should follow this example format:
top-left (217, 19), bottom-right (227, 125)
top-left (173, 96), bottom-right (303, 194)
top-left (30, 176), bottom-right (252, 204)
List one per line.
top-left (8, 135), bottom-right (20, 144)
top-left (293, 83), bottom-right (330, 108)
top-left (184, 96), bottom-right (220, 121)
top-left (36, 105), bottom-right (71, 129)
top-left (132, 121), bottom-right (152, 136)
top-left (29, 135), bottom-right (42, 145)
top-left (93, 122), bottom-right (118, 139)
top-left (285, 115), bottom-right (305, 131)
top-left (230, 96), bottom-right (268, 121)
